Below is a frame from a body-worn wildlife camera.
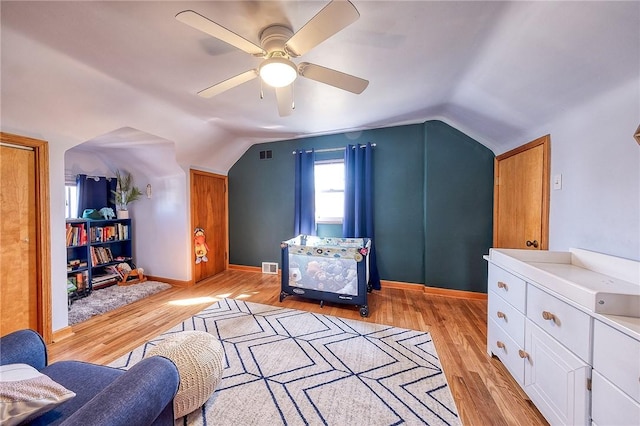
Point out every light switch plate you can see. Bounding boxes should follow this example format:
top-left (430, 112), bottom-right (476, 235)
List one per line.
top-left (553, 174), bottom-right (562, 190)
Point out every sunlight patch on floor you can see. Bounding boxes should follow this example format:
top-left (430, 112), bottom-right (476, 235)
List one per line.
top-left (168, 296), bottom-right (219, 306)
top-left (234, 291), bottom-right (261, 299)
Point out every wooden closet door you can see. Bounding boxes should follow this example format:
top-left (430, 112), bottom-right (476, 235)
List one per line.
top-left (190, 170), bottom-right (228, 283)
top-left (494, 135), bottom-right (550, 250)
top-left (1, 144), bottom-right (37, 335)
top-left (0, 133), bottom-right (50, 341)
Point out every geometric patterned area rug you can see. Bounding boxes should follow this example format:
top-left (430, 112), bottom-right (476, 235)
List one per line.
top-left (109, 298), bottom-right (461, 426)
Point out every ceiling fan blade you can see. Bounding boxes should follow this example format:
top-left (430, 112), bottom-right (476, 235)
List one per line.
top-left (275, 85), bottom-right (294, 117)
top-left (197, 70), bottom-right (258, 98)
top-left (176, 10), bottom-right (264, 56)
top-left (285, 0), bottom-right (360, 57)
top-left (298, 62), bottom-right (368, 94)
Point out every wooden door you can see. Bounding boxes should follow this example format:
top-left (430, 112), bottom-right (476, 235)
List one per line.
top-left (190, 170), bottom-right (228, 283)
top-left (0, 133), bottom-right (51, 341)
top-left (494, 135), bottom-right (550, 250)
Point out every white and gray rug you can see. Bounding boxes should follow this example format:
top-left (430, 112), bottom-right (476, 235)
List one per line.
top-left (110, 298), bottom-right (460, 426)
top-left (68, 281), bottom-right (172, 325)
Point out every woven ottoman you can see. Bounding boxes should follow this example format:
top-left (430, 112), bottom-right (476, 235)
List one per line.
top-left (147, 331), bottom-right (224, 418)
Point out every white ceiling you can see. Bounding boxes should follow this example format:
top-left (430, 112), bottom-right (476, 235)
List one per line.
top-left (1, 1), bottom-right (638, 172)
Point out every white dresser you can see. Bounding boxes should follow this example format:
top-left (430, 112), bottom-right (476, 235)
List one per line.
top-left (485, 248), bottom-right (640, 426)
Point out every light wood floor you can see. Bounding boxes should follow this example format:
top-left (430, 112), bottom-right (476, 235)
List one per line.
top-left (49, 270), bottom-right (547, 426)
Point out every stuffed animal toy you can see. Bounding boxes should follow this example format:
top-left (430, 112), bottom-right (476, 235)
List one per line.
top-left (99, 207), bottom-right (116, 220)
top-left (82, 209), bottom-right (103, 220)
top-left (306, 261), bottom-right (322, 278)
top-left (194, 227), bottom-right (209, 264)
top-left (289, 262), bottom-right (302, 286)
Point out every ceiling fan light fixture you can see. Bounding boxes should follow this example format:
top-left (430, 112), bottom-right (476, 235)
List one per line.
top-left (259, 57), bottom-right (297, 88)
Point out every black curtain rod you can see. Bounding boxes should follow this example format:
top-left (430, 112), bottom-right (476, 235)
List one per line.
top-left (78, 174), bottom-right (113, 181)
top-left (292, 143), bottom-right (376, 155)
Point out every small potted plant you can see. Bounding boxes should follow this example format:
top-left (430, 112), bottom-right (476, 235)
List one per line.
top-left (111, 170), bottom-right (143, 219)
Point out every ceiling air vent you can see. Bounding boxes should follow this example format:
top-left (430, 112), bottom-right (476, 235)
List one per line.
top-left (262, 262), bottom-right (278, 274)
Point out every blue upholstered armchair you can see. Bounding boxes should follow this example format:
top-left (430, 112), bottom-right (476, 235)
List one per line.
top-left (0, 329), bottom-right (179, 426)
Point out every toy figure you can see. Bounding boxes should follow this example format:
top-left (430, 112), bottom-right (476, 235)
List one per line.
top-left (289, 262), bottom-right (302, 286)
top-left (99, 207), bottom-right (116, 220)
top-left (194, 227), bottom-right (209, 264)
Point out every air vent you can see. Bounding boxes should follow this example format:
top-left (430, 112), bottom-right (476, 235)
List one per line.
top-left (259, 150), bottom-right (273, 160)
top-left (262, 262), bottom-right (278, 274)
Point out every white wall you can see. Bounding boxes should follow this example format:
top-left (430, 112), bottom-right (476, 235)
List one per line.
top-left (64, 150), bottom-right (113, 179)
top-left (528, 77), bottom-right (640, 261)
top-left (130, 171), bottom-right (191, 281)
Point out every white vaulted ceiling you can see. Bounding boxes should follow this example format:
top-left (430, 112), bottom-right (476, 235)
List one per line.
top-left (1, 1), bottom-right (638, 172)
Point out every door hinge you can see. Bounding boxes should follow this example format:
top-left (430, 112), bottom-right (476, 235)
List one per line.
top-left (586, 378), bottom-right (592, 391)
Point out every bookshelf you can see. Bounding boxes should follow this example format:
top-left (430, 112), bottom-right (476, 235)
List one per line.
top-left (66, 219), bottom-right (90, 303)
top-left (66, 218), bottom-right (134, 304)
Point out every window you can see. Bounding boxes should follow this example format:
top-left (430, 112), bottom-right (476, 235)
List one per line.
top-left (315, 160), bottom-right (344, 224)
top-left (65, 175), bottom-right (78, 219)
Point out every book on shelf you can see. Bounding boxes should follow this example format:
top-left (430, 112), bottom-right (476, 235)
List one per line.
top-left (65, 224), bottom-right (72, 246)
top-left (67, 259), bottom-right (80, 271)
top-left (92, 273), bottom-right (119, 283)
top-left (67, 261), bottom-right (88, 272)
top-left (73, 270), bottom-right (88, 291)
top-left (66, 222), bottom-right (87, 247)
top-left (90, 223), bottom-right (130, 243)
top-left (91, 272), bottom-right (119, 288)
top-left (106, 264), bottom-right (125, 281)
top-left (90, 246), bottom-right (116, 266)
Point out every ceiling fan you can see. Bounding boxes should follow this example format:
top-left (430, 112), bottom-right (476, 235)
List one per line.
top-left (176, 0), bottom-right (369, 117)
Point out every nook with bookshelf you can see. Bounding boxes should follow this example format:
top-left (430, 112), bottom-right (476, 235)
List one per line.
top-left (66, 218), bottom-right (135, 303)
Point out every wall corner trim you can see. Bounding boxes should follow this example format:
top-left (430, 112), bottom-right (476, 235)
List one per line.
top-left (52, 326), bottom-right (74, 342)
top-left (423, 285), bottom-right (487, 300)
top-left (145, 275), bottom-right (193, 288)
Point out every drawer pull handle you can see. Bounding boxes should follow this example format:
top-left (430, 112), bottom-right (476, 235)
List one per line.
top-left (497, 281), bottom-right (508, 290)
top-left (496, 341), bottom-right (506, 349)
top-left (542, 311), bottom-right (556, 321)
top-left (496, 311), bottom-right (506, 319)
top-left (518, 349), bottom-right (529, 360)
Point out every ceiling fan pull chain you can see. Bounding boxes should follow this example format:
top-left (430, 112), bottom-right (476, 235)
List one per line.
top-left (260, 79), bottom-right (264, 100)
top-left (292, 83), bottom-right (295, 110)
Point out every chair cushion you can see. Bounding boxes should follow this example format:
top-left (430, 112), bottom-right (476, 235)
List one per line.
top-left (0, 363), bottom-right (75, 426)
top-left (31, 361), bottom-right (123, 426)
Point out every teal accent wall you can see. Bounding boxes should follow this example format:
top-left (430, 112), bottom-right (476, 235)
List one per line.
top-left (424, 121), bottom-right (494, 292)
top-left (228, 121), bottom-right (494, 293)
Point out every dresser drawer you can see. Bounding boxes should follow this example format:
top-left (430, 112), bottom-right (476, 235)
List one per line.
top-left (488, 290), bottom-right (526, 347)
top-left (592, 370), bottom-right (640, 426)
top-left (488, 264), bottom-right (526, 312)
top-left (488, 318), bottom-right (525, 385)
top-left (593, 320), bottom-right (640, 403)
top-left (526, 285), bottom-right (592, 362)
